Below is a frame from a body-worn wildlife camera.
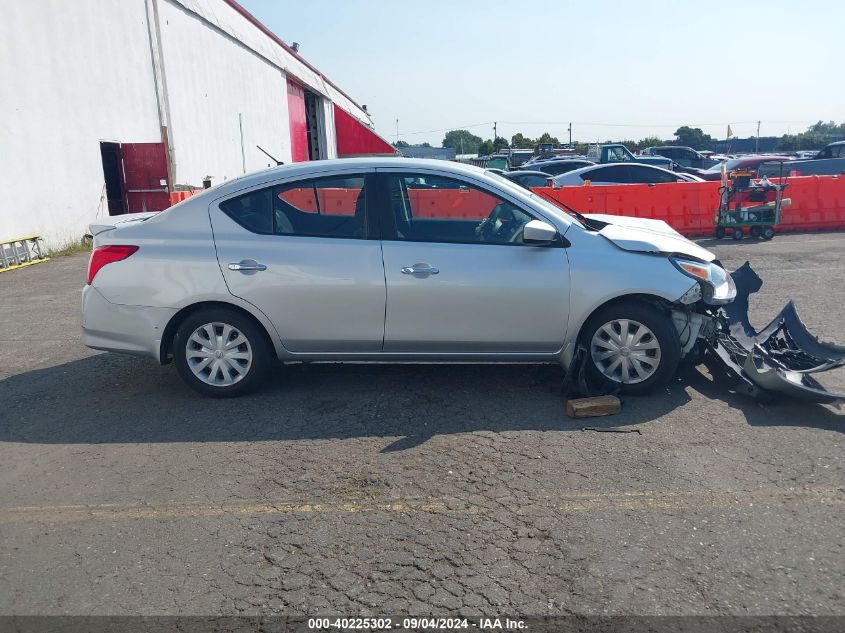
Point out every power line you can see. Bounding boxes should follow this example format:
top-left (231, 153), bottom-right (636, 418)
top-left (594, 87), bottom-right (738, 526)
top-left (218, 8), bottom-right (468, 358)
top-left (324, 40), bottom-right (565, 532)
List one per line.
top-left (396, 119), bottom-right (818, 136)
top-left (399, 121), bottom-right (495, 137)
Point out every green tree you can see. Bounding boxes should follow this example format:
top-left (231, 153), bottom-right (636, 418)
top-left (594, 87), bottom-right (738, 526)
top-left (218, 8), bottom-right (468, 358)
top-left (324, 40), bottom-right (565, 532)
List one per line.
top-left (493, 136), bottom-right (509, 152)
top-left (673, 126), bottom-right (712, 150)
top-left (477, 140), bottom-right (495, 156)
top-left (809, 120), bottom-right (845, 135)
top-left (442, 129), bottom-right (484, 154)
top-left (510, 133), bottom-right (535, 149)
top-left (638, 136), bottom-right (664, 148)
top-left (536, 132), bottom-right (560, 146)
top-left (393, 140), bottom-right (410, 148)
top-left (420, 142), bottom-right (432, 148)
top-left (779, 134), bottom-right (800, 151)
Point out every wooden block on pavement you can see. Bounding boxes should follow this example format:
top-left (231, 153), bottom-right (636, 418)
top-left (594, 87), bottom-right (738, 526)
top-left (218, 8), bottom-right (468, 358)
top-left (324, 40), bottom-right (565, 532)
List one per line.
top-left (566, 395), bottom-right (621, 419)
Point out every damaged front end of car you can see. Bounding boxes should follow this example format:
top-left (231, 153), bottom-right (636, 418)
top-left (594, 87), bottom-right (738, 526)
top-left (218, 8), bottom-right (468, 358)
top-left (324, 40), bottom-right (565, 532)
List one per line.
top-left (702, 262), bottom-right (845, 403)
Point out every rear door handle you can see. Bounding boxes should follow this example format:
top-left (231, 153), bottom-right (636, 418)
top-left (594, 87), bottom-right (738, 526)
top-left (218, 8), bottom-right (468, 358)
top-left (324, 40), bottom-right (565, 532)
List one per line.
top-left (228, 260), bottom-right (267, 272)
top-left (401, 263), bottom-right (439, 276)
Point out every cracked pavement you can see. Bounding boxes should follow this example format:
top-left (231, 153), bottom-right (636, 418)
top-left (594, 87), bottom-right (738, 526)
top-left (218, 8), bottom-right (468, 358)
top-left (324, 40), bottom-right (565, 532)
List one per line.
top-left (0, 233), bottom-right (843, 616)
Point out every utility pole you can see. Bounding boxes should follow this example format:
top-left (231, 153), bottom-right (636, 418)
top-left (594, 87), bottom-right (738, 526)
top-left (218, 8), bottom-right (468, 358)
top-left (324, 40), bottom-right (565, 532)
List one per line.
top-left (493, 121), bottom-right (497, 142)
top-left (755, 120), bottom-right (760, 153)
top-left (568, 122), bottom-right (572, 147)
top-left (395, 118), bottom-right (399, 143)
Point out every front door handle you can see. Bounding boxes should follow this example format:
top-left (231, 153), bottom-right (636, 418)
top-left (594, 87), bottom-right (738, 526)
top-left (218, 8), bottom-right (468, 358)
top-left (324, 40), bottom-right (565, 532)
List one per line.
top-left (228, 260), bottom-right (267, 272)
top-left (401, 263), bottom-right (440, 276)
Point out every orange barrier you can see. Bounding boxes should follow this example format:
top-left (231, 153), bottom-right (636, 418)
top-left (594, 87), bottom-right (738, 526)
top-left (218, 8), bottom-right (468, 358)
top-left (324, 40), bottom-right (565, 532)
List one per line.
top-left (169, 190), bottom-right (202, 205)
top-left (278, 187), bottom-right (498, 219)
top-left (532, 175), bottom-right (845, 237)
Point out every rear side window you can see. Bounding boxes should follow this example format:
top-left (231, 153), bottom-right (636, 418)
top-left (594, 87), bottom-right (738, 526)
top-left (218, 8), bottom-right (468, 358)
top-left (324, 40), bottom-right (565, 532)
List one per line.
top-left (521, 175), bottom-right (549, 187)
top-left (542, 161), bottom-right (587, 176)
top-left (220, 175), bottom-right (368, 239)
top-left (583, 166), bottom-right (629, 182)
top-left (629, 165), bottom-right (677, 183)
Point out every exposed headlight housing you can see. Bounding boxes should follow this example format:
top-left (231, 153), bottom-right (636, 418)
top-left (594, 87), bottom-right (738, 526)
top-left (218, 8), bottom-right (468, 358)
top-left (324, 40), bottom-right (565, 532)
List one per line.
top-left (670, 257), bottom-right (736, 304)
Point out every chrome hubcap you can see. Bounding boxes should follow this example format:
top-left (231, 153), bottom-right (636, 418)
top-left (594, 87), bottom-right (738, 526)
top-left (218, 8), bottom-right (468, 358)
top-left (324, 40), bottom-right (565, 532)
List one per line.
top-left (186, 322), bottom-right (252, 386)
top-left (590, 319), bottom-right (661, 384)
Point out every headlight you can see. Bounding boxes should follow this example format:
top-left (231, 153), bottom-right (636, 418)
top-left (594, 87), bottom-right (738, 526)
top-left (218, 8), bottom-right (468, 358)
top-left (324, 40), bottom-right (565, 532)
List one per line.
top-left (670, 257), bottom-right (736, 304)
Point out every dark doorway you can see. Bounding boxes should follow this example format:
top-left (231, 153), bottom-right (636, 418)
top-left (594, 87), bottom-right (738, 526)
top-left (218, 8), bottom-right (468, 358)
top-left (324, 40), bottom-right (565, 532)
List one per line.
top-left (304, 89), bottom-right (323, 160)
top-left (100, 142), bottom-right (125, 215)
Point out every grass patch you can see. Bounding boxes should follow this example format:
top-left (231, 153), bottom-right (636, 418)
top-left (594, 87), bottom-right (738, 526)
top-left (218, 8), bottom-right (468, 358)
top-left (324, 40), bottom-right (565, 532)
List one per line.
top-left (49, 237), bottom-right (92, 258)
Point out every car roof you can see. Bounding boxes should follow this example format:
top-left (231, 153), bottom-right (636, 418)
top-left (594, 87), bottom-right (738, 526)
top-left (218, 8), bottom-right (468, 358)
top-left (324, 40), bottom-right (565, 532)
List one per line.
top-left (529, 157), bottom-right (591, 164)
top-left (825, 140), bottom-right (845, 147)
top-left (203, 157), bottom-right (492, 195)
top-left (504, 170), bottom-right (552, 177)
top-left (553, 162), bottom-right (677, 180)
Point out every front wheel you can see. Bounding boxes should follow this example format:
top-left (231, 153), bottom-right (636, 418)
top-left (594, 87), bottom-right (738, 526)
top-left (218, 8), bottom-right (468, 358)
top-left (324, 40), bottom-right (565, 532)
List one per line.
top-left (173, 308), bottom-right (271, 397)
top-left (582, 301), bottom-right (681, 395)
top-left (762, 226), bottom-right (776, 240)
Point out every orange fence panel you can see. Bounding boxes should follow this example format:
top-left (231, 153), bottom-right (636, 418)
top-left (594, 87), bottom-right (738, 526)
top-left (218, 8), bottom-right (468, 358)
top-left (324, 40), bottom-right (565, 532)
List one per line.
top-left (533, 176), bottom-right (845, 237)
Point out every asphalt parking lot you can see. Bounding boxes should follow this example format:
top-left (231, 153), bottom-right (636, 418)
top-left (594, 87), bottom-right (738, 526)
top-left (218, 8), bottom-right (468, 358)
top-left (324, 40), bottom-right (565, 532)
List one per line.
top-left (1, 232), bottom-right (843, 618)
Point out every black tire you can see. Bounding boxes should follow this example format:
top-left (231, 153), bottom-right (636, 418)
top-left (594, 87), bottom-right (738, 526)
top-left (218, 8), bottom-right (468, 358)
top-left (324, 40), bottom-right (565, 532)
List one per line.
top-left (581, 301), bottom-right (682, 395)
top-left (732, 227), bottom-right (744, 240)
top-left (750, 225), bottom-right (763, 238)
top-left (173, 307), bottom-right (272, 397)
top-left (762, 226), bottom-right (775, 240)
top-left (714, 226), bottom-right (726, 239)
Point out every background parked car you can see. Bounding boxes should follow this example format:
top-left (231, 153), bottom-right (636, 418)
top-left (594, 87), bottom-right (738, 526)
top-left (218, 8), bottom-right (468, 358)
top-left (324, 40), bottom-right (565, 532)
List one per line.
top-left (691, 155), bottom-right (792, 181)
top-left (642, 146), bottom-right (718, 169)
top-left (500, 170), bottom-right (553, 189)
top-left (551, 163), bottom-right (703, 187)
top-left (813, 140), bottom-right (845, 159)
top-left (517, 158), bottom-right (594, 176)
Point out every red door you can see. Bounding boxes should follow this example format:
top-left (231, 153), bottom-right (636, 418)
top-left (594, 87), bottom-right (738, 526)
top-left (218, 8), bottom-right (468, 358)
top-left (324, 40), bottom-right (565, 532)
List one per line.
top-left (120, 142), bottom-right (170, 213)
top-left (287, 79), bottom-right (309, 163)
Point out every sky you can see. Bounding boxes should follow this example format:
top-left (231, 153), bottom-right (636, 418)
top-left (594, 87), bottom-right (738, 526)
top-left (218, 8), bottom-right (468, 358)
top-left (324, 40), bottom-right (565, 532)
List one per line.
top-left (239, 0), bottom-right (844, 146)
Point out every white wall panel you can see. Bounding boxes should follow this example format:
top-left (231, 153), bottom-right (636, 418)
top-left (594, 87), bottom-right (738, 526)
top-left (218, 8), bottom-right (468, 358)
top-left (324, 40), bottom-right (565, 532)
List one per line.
top-left (171, 0), bottom-right (372, 126)
top-left (0, 0), bottom-right (162, 248)
top-left (157, 0), bottom-right (292, 186)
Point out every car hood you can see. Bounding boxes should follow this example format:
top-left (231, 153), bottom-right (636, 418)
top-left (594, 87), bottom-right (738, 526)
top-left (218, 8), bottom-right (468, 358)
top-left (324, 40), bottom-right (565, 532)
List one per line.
top-left (584, 213), bottom-right (716, 262)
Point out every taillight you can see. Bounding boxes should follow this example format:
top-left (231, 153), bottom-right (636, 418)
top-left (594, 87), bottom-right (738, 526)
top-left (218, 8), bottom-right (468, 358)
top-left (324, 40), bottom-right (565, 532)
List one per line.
top-left (87, 245), bottom-right (139, 284)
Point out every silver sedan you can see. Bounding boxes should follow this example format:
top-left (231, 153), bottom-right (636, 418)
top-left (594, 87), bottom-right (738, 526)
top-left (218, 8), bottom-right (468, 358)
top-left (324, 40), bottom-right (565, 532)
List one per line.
top-left (82, 158), bottom-right (734, 397)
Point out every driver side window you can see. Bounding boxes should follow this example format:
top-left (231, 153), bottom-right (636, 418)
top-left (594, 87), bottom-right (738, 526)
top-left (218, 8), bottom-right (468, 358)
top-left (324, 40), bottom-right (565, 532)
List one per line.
top-left (384, 174), bottom-right (536, 246)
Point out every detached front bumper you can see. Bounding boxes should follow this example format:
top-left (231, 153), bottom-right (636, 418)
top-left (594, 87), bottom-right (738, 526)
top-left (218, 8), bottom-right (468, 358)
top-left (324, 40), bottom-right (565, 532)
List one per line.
top-left (81, 285), bottom-right (177, 362)
top-left (706, 262), bottom-right (845, 403)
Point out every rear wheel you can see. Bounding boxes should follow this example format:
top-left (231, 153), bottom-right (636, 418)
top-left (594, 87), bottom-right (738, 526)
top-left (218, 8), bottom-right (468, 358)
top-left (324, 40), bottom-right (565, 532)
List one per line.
top-left (173, 308), bottom-right (271, 397)
top-left (732, 227), bottom-right (744, 240)
top-left (762, 226), bottom-right (776, 240)
top-left (582, 301), bottom-right (681, 395)
top-left (714, 226), bottom-right (726, 239)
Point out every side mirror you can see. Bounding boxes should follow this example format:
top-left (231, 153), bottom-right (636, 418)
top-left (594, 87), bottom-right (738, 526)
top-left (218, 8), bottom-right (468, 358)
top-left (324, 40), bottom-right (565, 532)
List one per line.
top-left (523, 219), bottom-right (558, 245)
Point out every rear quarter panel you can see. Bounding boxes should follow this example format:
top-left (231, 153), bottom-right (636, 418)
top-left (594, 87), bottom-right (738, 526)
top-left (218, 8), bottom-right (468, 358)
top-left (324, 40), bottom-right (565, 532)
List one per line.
top-left (90, 200), bottom-right (286, 357)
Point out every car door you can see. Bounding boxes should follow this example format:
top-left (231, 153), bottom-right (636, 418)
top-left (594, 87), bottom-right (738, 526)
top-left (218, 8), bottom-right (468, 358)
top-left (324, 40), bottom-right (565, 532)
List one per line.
top-left (209, 172), bottom-right (386, 353)
top-left (374, 170), bottom-right (571, 354)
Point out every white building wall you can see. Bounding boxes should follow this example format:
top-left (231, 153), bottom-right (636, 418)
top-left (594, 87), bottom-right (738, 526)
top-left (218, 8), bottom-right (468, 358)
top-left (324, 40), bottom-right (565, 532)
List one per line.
top-left (157, 0), bottom-right (292, 187)
top-left (173, 0), bottom-right (371, 127)
top-left (0, 0), bottom-right (162, 248)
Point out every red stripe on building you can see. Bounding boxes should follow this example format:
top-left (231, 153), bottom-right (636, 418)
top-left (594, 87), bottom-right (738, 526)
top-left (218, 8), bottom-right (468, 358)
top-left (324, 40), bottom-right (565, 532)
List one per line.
top-left (334, 105), bottom-right (396, 157)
